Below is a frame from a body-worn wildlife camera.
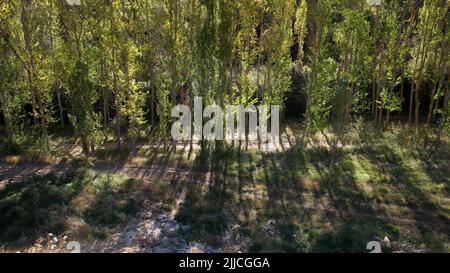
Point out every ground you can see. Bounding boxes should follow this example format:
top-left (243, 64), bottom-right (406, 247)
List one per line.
top-left (0, 120), bottom-right (449, 253)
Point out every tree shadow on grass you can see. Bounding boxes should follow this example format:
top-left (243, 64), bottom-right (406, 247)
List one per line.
top-left (175, 140), bottom-right (265, 246)
top-left (357, 144), bottom-right (449, 224)
top-left (81, 175), bottom-right (143, 229)
top-left (248, 142), bottom-right (384, 252)
top-left (310, 218), bottom-right (401, 252)
top-left (416, 146), bottom-right (450, 195)
top-left (173, 140), bottom-right (381, 251)
top-left (0, 168), bottom-right (146, 248)
top-left (94, 146), bottom-right (132, 164)
top-left (169, 135), bottom-right (449, 252)
top-left (175, 142), bottom-right (226, 242)
top-left (0, 170), bottom-right (87, 247)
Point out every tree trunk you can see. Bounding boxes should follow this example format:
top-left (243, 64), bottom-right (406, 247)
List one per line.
top-left (150, 87), bottom-right (155, 126)
top-left (427, 44), bottom-right (445, 127)
top-left (169, 0), bottom-right (179, 106)
top-left (386, 109), bottom-right (390, 126)
top-left (121, 0), bottom-right (136, 155)
top-left (56, 85), bottom-right (64, 129)
top-left (377, 106), bottom-right (383, 129)
top-left (442, 85), bottom-right (449, 124)
top-left (409, 81), bottom-right (415, 124)
top-left (100, 54), bottom-right (110, 129)
top-left (110, 1), bottom-right (121, 150)
top-left (21, 0), bottom-right (48, 143)
top-left (372, 73), bottom-right (376, 117)
top-left (113, 51), bottom-right (121, 150)
top-left (399, 77), bottom-right (404, 115)
top-left (0, 92), bottom-right (14, 140)
top-left (144, 0), bottom-right (155, 128)
top-left (374, 66), bottom-right (382, 128)
top-left (426, 82), bottom-right (439, 127)
top-left (414, 80), bottom-right (421, 128)
top-left (413, 4), bottom-right (437, 128)
top-left (102, 87), bottom-right (109, 128)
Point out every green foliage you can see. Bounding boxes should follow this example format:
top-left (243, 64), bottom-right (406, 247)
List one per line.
top-left (308, 58), bottom-right (339, 131)
top-left (294, 0), bottom-right (308, 71)
top-left (0, 0), bottom-right (449, 254)
top-left (67, 61), bottom-right (101, 154)
top-left (0, 39), bottom-right (29, 141)
top-left (335, 5), bottom-right (373, 112)
top-left (0, 0), bottom-right (448, 155)
top-left (379, 88), bottom-right (402, 113)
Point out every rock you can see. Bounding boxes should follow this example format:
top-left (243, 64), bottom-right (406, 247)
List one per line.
top-left (181, 225), bottom-right (191, 232)
top-left (161, 221), bottom-right (178, 230)
top-left (120, 247), bottom-right (139, 253)
top-left (160, 236), bottom-right (171, 244)
top-left (184, 242), bottom-right (219, 253)
top-left (372, 236), bottom-right (383, 242)
top-left (157, 214), bottom-right (168, 221)
top-left (141, 211), bottom-right (152, 219)
top-left (262, 220), bottom-right (279, 237)
top-left (382, 236), bottom-right (391, 248)
top-left (152, 246), bottom-right (174, 253)
top-left (84, 210), bottom-right (221, 253)
top-left (171, 237), bottom-right (187, 248)
top-left (138, 236), bottom-right (149, 247)
top-left (166, 227), bottom-right (178, 237)
top-left (150, 227), bottom-right (162, 238)
top-left (186, 246), bottom-right (204, 253)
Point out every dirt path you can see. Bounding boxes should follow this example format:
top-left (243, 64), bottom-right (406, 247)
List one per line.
top-left (0, 161), bottom-right (197, 187)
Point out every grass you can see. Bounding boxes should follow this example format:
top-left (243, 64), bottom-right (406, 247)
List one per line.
top-left (171, 122), bottom-right (450, 252)
top-left (0, 121), bottom-right (449, 252)
top-left (0, 168), bottom-right (148, 249)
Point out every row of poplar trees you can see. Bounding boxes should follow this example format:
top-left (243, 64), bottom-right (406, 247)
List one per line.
top-left (0, 0), bottom-right (449, 155)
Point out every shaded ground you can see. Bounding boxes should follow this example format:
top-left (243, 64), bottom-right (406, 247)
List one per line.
top-left (0, 122), bottom-right (449, 252)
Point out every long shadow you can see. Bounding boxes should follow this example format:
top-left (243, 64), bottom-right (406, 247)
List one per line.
top-left (82, 175), bottom-right (142, 229)
top-left (310, 217), bottom-right (402, 253)
top-left (417, 145), bottom-right (450, 195)
top-left (250, 139), bottom-right (392, 252)
top-left (176, 141), bottom-right (221, 243)
top-left (358, 144), bottom-right (449, 230)
top-left (176, 140), bottom-right (262, 247)
top-left (0, 166), bottom-right (147, 249)
top-left (0, 169), bottom-right (87, 247)
top-left (248, 142), bottom-right (314, 252)
top-left (171, 132), bottom-right (449, 252)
